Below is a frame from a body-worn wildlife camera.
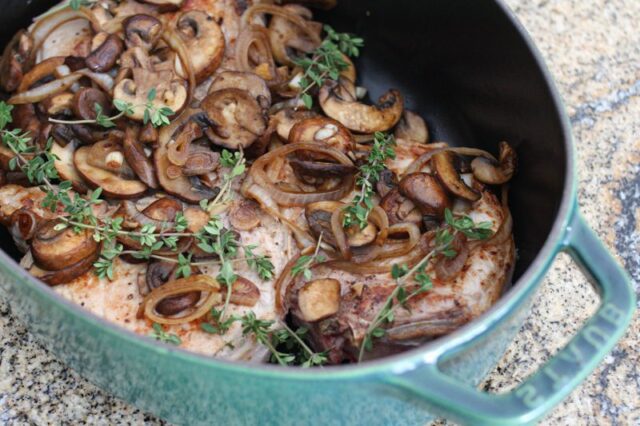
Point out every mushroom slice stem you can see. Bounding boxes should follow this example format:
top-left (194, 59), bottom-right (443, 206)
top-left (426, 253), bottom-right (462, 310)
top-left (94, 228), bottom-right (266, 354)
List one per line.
top-left (432, 151), bottom-right (481, 201)
top-left (319, 78), bottom-right (404, 133)
top-left (297, 278), bottom-right (341, 322)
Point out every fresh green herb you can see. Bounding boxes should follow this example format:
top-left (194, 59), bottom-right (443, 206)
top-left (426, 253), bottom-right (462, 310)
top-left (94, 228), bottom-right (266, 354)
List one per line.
top-left (150, 323), bottom-right (181, 346)
top-left (201, 308), bottom-right (237, 336)
top-left (244, 244), bottom-right (275, 280)
top-left (202, 149), bottom-right (246, 215)
top-left (343, 132), bottom-right (396, 229)
top-left (293, 25), bottom-right (364, 108)
top-left (358, 208), bottom-right (493, 361)
top-left (291, 234), bottom-right (325, 280)
top-left (143, 88), bottom-right (174, 128)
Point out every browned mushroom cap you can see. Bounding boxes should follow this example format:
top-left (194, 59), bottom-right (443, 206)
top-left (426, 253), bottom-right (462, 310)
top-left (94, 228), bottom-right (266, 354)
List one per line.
top-left (399, 173), bottom-right (451, 218)
top-left (297, 278), bottom-right (341, 322)
top-left (229, 199), bottom-right (261, 231)
top-left (40, 92), bottom-right (74, 116)
top-left (432, 151), bottom-right (480, 201)
top-left (74, 145), bottom-right (148, 199)
top-left (12, 104), bottom-right (41, 142)
top-left (290, 159), bottom-right (357, 185)
top-left (229, 276), bottom-right (260, 307)
top-left (319, 78), bottom-right (404, 133)
top-left (136, 199), bottom-right (180, 226)
top-left (376, 169), bottom-right (397, 198)
top-left (201, 88), bottom-right (267, 149)
top-left (182, 144), bottom-right (220, 176)
top-left (155, 143), bottom-right (219, 204)
top-left (395, 111), bottom-right (429, 144)
top-left (72, 87), bottom-right (111, 121)
top-left (471, 142), bottom-right (517, 185)
top-left (31, 220), bottom-right (99, 271)
top-left (273, 108), bottom-right (318, 140)
top-left (174, 10), bottom-right (225, 83)
top-left (0, 30), bottom-right (32, 92)
top-left (379, 188), bottom-right (423, 226)
top-left (123, 126), bottom-right (158, 189)
top-left (51, 141), bottom-right (89, 193)
top-left (139, 0), bottom-right (184, 12)
top-left (30, 249), bottom-right (100, 286)
top-left (167, 121), bottom-right (201, 166)
top-left (269, 5), bottom-right (321, 67)
top-left (124, 14), bottom-right (162, 51)
top-left (85, 34), bottom-right (124, 73)
top-left (209, 71), bottom-right (271, 109)
top-left (146, 261), bottom-right (200, 315)
top-left (113, 68), bottom-right (187, 121)
top-left (288, 117), bottom-right (355, 157)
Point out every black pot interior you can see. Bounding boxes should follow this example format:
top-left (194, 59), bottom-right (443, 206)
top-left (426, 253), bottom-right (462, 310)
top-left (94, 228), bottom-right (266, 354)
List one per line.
top-left (0, 0), bottom-right (567, 283)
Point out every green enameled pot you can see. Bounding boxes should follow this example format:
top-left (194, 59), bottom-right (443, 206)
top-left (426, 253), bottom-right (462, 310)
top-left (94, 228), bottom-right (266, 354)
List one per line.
top-left (0, 0), bottom-right (634, 425)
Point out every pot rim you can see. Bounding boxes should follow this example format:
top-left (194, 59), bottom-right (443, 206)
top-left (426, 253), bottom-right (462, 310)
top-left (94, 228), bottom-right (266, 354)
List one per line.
top-left (0, 0), bottom-right (576, 381)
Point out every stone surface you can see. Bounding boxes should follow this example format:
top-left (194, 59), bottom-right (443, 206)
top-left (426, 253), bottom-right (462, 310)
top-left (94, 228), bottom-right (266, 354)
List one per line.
top-left (1, 0), bottom-right (639, 425)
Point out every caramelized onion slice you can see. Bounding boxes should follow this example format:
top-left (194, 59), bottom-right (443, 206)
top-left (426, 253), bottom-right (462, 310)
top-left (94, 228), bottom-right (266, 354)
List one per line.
top-left (143, 275), bottom-right (222, 325)
top-left (249, 143), bottom-right (354, 207)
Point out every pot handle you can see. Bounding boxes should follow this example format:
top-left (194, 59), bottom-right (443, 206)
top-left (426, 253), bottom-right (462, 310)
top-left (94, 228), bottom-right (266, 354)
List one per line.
top-left (390, 211), bottom-right (635, 425)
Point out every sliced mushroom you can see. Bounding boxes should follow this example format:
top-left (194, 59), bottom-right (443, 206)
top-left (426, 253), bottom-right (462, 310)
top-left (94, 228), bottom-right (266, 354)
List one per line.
top-left (319, 78), bottom-right (404, 133)
top-left (201, 88), bottom-right (267, 149)
top-left (209, 71), bottom-right (271, 109)
top-left (30, 249), bottom-right (99, 286)
top-left (269, 5), bottom-right (321, 67)
top-left (229, 276), bottom-right (260, 307)
top-left (155, 143), bottom-right (218, 203)
top-left (72, 87), bottom-right (111, 121)
top-left (229, 199), bottom-right (261, 231)
top-left (142, 197), bottom-right (183, 222)
top-left (40, 92), bottom-right (74, 116)
top-left (124, 14), bottom-right (162, 51)
top-left (376, 169), bottom-right (398, 198)
top-left (304, 201), bottom-right (375, 248)
top-left (182, 145), bottom-right (220, 176)
top-left (0, 30), bottom-right (32, 92)
top-left (471, 142), bottom-right (517, 185)
top-left (32, 220), bottom-right (99, 271)
top-left (17, 56), bottom-right (64, 93)
top-left (379, 188), bottom-right (423, 226)
top-left (113, 68), bottom-right (187, 121)
top-left (174, 10), bottom-right (225, 83)
top-left (290, 159), bottom-right (357, 184)
top-left (432, 151), bottom-right (480, 201)
top-left (87, 140), bottom-right (136, 178)
top-left (75, 145), bottom-right (148, 199)
top-left (85, 34), bottom-right (124, 73)
top-left (12, 104), bottom-right (41, 142)
top-left (273, 108), bottom-right (317, 140)
top-left (395, 110), bottom-right (429, 144)
top-left (288, 117), bottom-right (355, 157)
top-left (51, 141), bottom-right (89, 193)
top-left (10, 209), bottom-right (40, 252)
top-left (399, 173), bottom-right (451, 219)
top-left (123, 126), bottom-right (158, 188)
top-left (297, 278), bottom-right (341, 322)
top-left (167, 121), bottom-right (201, 166)
top-left (146, 261), bottom-right (200, 315)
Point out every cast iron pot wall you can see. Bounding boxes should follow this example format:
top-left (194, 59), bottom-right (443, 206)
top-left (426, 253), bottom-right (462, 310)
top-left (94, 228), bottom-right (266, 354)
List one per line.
top-left (0, 1), bottom-right (633, 426)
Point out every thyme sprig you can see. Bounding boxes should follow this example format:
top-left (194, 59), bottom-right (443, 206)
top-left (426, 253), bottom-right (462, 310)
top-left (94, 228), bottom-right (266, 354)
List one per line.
top-left (48, 90), bottom-right (173, 129)
top-left (291, 234), bottom-right (325, 279)
top-left (293, 25), bottom-right (364, 108)
top-left (201, 149), bottom-right (246, 215)
top-left (0, 101), bottom-right (273, 284)
top-left (358, 209), bottom-right (494, 362)
top-left (150, 323), bottom-right (181, 346)
top-left (343, 131), bottom-right (396, 230)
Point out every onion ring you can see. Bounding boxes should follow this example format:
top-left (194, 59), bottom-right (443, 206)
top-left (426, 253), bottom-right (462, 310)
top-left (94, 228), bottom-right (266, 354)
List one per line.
top-left (8, 73), bottom-right (82, 104)
top-left (142, 275), bottom-right (222, 325)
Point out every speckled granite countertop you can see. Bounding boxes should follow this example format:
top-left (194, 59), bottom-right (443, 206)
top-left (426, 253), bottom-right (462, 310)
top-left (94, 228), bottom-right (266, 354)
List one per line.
top-left (1, 0), bottom-right (639, 425)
